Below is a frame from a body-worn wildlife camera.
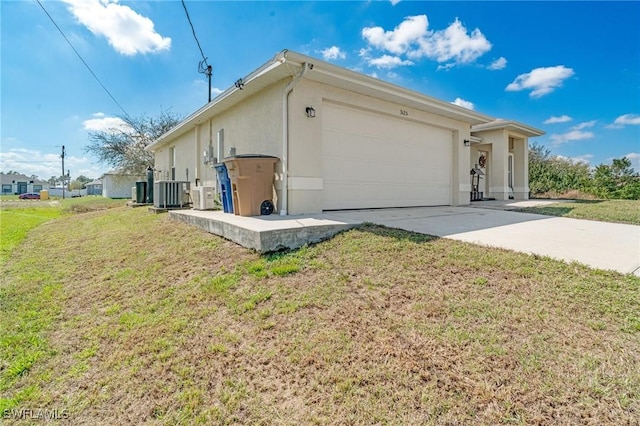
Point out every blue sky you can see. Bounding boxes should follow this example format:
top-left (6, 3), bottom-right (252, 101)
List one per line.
top-left (2, 0), bottom-right (639, 180)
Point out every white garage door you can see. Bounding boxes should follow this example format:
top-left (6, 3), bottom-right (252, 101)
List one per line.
top-left (322, 103), bottom-right (452, 210)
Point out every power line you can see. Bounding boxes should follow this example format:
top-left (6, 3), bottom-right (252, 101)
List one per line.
top-left (181, 0), bottom-right (209, 66)
top-left (181, 0), bottom-right (213, 102)
top-left (36, 0), bottom-right (130, 117)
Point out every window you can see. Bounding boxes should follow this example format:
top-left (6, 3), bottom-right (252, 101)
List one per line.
top-left (2, 184), bottom-right (11, 194)
top-left (33, 185), bottom-right (42, 191)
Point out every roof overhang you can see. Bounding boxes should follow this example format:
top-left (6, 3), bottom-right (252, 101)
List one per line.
top-left (471, 119), bottom-right (545, 137)
top-left (147, 49), bottom-right (494, 152)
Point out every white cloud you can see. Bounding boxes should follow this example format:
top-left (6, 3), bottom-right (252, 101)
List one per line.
top-left (544, 115), bottom-right (572, 124)
top-left (412, 19), bottom-right (492, 64)
top-left (386, 71), bottom-right (400, 80)
top-left (549, 130), bottom-right (594, 145)
top-left (571, 120), bottom-right (596, 130)
top-left (625, 153), bottom-right (640, 170)
top-left (451, 97), bottom-right (475, 110)
top-left (193, 80), bottom-right (223, 96)
top-left (607, 113), bottom-right (640, 129)
top-left (557, 154), bottom-right (593, 164)
top-left (82, 113), bottom-right (131, 132)
top-left (390, 0), bottom-right (402, 5)
top-left (368, 55), bottom-right (414, 69)
top-left (488, 57), bottom-right (507, 70)
top-left (0, 148), bottom-right (104, 180)
top-left (361, 15), bottom-right (491, 69)
top-left (362, 15), bottom-right (429, 56)
top-left (62, 0), bottom-right (171, 55)
top-left (505, 66), bottom-right (574, 98)
top-left (321, 46), bottom-right (346, 61)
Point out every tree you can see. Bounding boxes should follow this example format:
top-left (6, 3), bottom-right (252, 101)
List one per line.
top-left (68, 175), bottom-right (92, 190)
top-left (84, 110), bottom-right (182, 174)
top-left (592, 157), bottom-right (640, 199)
top-left (528, 142), bottom-right (590, 195)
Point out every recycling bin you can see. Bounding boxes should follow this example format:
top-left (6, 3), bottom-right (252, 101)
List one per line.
top-left (214, 163), bottom-right (234, 213)
top-left (223, 155), bottom-right (278, 216)
top-left (135, 181), bottom-right (147, 204)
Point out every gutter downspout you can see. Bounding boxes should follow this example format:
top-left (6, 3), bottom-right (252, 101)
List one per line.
top-left (280, 61), bottom-right (312, 216)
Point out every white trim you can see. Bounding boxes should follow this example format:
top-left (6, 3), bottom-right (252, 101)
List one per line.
top-left (288, 177), bottom-right (323, 190)
top-left (472, 119), bottom-right (544, 137)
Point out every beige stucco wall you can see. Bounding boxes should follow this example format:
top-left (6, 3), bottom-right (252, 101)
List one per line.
top-left (152, 76), bottom-right (498, 215)
top-left (153, 80), bottom-right (287, 207)
top-left (286, 79), bottom-right (472, 214)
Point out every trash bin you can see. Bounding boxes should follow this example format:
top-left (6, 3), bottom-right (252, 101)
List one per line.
top-left (214, 163), bottom-right (234, 213)
top-left (223, 155), bottom-right (278, 216)
top-left (135, 181), bottom-right (147, 204)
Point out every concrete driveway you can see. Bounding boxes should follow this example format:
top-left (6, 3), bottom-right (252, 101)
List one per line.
top-left (324, 206), bottom-right (640, 276)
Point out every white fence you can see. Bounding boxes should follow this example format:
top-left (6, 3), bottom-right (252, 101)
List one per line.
top-left (47, 188), bottom-right (87, 198)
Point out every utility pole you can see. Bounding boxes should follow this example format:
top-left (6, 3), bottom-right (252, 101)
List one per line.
top-left (61, 145), bottom-right (65, 199)
top-left (207, 64), bottom-right (212, 102)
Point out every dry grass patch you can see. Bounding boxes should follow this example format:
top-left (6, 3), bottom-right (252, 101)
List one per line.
top-left (1, 207), bottom-right (638, 425)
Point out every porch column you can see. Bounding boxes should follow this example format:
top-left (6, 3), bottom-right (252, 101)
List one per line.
top-left (452, 129), bottom-right (472, 206)
top-left (513, 137), bottom-right (529, 200)
top-left (489, 132), bottom-right (509, 200)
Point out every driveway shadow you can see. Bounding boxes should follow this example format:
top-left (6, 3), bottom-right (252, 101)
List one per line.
top-left (514, 206), bottom-right (575, 217)
top-left (324, 206), bottom-right (552, 237)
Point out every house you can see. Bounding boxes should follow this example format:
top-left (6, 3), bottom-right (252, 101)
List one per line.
top-left (146, 49), bottom-right (544, 215)
top-left (85, 179), bottom-right (103, 196)
top-left (0, 172), bottom-right (49, 195)
top-left (101, 171), bottom-right (144, 198)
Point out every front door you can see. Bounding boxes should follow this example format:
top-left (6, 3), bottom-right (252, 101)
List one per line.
top-left (17, 182), bottom-right (27, 194)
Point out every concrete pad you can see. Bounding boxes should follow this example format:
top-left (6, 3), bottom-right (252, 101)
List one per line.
top-left (325, 207), bottom-right (640, 276)
top-left (169, 210), bottom-right (361, 252)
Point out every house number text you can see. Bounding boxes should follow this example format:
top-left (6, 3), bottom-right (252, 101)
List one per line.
top-left (400, 109), bottom-right (409, 116)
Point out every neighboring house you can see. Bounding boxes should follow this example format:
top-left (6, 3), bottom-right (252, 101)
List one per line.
top-left (146, 49), bottom-right (544, 215)
top-left (101, 171), bottom-right (144, 198)
top-left (0, 172), bottom-right (49, 195)
top-left (85, 179), bottom-right (103, 196)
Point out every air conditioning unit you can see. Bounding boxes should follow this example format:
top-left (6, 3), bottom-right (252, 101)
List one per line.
top-left (154, 180), bottom-right (190, 208)
top-left (192, 186), bottom-right (215, 210)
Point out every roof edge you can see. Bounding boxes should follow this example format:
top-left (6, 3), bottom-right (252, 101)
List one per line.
top-left (472, 119), bottom-right (545, 137)
top-left (146, 50), bottom-right (290, 152)
top-left (282, 50), bottom-right (493, 125)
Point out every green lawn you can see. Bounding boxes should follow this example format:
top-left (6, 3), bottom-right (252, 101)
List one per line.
top-left (521, 199), bottom-right (640, 225)
top-left (1, 202), bottom-right (638, 424)
top-left (0, 197), bottom-right (125, 264)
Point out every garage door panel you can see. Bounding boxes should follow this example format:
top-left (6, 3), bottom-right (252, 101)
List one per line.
top-left (322, 103), bottom-right (451, 210)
